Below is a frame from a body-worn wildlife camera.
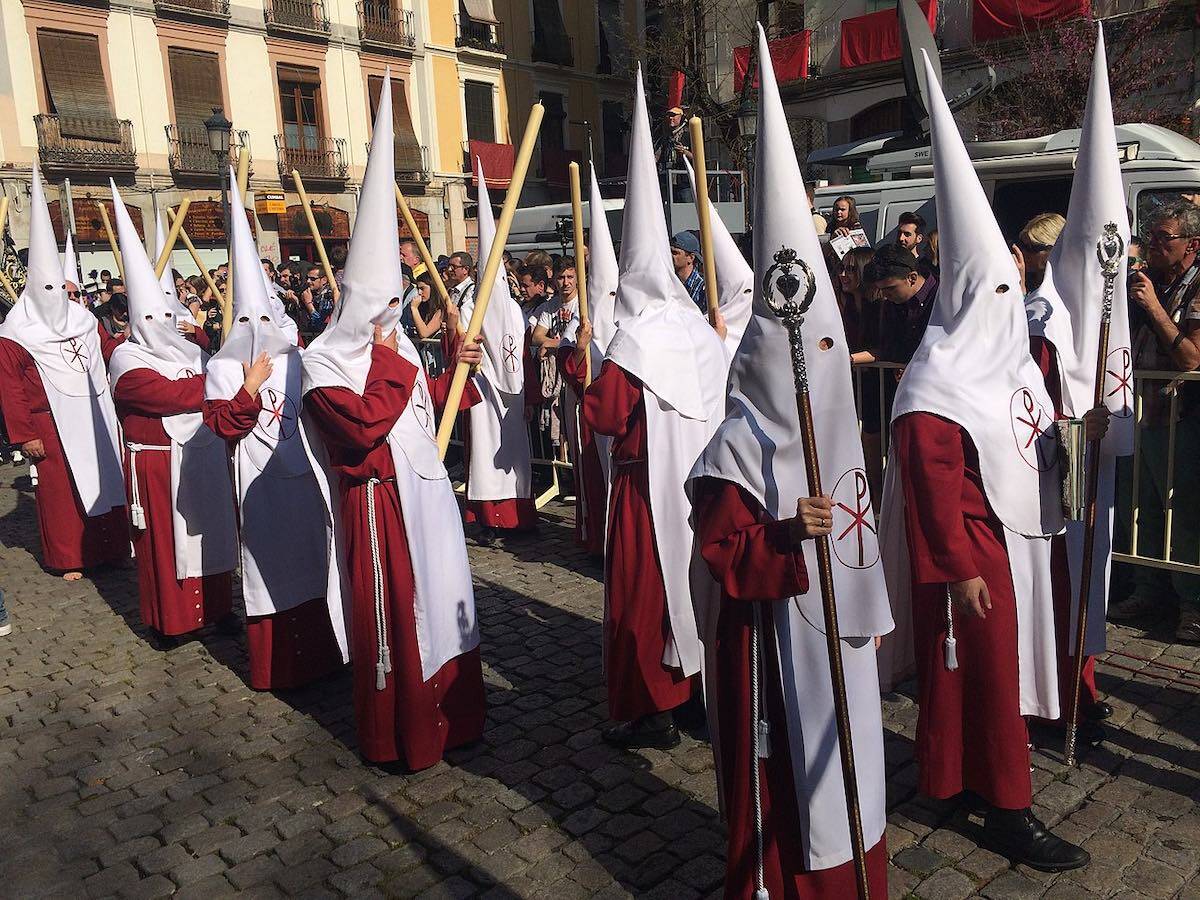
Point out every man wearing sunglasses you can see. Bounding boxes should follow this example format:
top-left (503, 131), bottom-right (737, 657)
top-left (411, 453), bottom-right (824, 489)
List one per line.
top-left (1116, 200), bottom-right (1200, 641)
top-left (444, 251), bottom-right (476, 310)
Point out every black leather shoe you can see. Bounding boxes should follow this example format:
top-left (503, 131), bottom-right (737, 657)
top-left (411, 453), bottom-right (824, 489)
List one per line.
top-left (476, 526), bottom-right (497, 546)
top-left (602, 716), bottom-right (680, 750)
top-left (1084, 701), bottom-right (1113, 721)
top-left (982, 807), bottom-right (1090, 872)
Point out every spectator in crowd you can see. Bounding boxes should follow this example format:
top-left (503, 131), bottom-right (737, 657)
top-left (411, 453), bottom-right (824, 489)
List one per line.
top-left (1012, 212), bottom-right (1066, 294)
top-left (301, 265), bottom-right (336, 334)
top-left (92, 287), bottom-right (128, 339)
top-left (399, 237), bottom-right (426, 278)
top-left (531, 259), bottom-right (579, 356)
top-left (1128, 235), bottom-right (1146, 273)
top-left (329, 243), bottom-right (348, 288)
top-left (927, 229), bottom-right (940, 270)
top-left (830, 195), bottom-right (861, 237)
top-left (837, 246), bottom-right (885, 496)
top-left (409, 273), bottom-right (444, 339)
top-left (896, 211), bottom-right (927, 259)
top-left (654, 105), bottom-right (692, 173)
top-left (670, 230), bottom-right (707, 314)
top-left (866, 243), bottom-right (939, 366)
top-left (99, 269), bottom-right (112, 292)
top-left (444, 251), bottom-right (476, 308)
top-left (808, 185), bottom-right (827, 235)
top-left (518, 265), bottom-right (552, 323)
top-left (1112, 200), bottom-right (1200, 640)
top-left (523, 250), bottom-right (555, 285)
top-left (182, 276), bottom-right (204, 323)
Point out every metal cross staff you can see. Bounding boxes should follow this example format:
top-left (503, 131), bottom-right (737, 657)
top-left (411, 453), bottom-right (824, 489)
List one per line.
top-left (764, 246), bottom-right (870, 900)
top-left (1064, 222), bottom-right (1125, 767)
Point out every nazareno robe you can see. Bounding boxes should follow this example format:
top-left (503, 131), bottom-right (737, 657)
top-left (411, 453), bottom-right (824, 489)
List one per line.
top-left (582, 360), bottom-right (694, 721)
top-left (1029, 336), bottom-right (1099, 713)
top-left (893, 411), bottom-right (1032, 810)
top-left (693, 478), bottom-right (889, 900)
top-left (559, 346), bottom-right (606, 557)
top-left (304, 344), bottom-right (485, 769)
top-left (0, 325), bottom-right (129, 572)
top-left (202, 387), bottom-right (344, 691)
top-left (112, 368), bottom-right (233, 636)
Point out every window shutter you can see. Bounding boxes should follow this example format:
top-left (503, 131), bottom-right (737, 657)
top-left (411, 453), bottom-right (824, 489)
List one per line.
top-left (461, 0), bottom-right (498, 24)
top-left (168, 49), bottom-right (223, 147)
top-left (37, 30), bottom-right (119, 142)
top-left (464, 81), bottom-right (495, 144)
top-left (531, 0), bottom-right (573, 66)
top-left (278, 64), bottom-right (322, 85)
top-left (368, 75), bottom-right (425, 174)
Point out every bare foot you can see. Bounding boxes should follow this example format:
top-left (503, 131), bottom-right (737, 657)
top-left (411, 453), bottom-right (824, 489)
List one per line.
top-left (63, 571), bottom-right (82, 582)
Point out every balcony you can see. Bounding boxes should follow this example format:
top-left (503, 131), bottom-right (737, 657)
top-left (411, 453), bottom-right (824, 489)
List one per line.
top-left (166, 124), bottom-right (250, 180)
top-left (531, 31), bottom-right (573, 68)
top-left (357, 3), bottom-right (416, 51)
top-left (275, 134), bottom-right (348, 185)
top-left (265, 0), bottom-right (330, 39)
top-left (365, 140), bottom-right (430, 184)
top-left (455, 15), bottom-right (504, 54)
top-left (153, 0), bottom-right (230, 23)
top-left (34, 114), bottom-right (136, 178)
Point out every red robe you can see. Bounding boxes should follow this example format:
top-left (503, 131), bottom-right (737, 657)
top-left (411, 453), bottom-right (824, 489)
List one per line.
top-left (304, 345), bottom-right (485, 769)
top-left (112, 369), bottom-right (233, 636)
top-left (97, 322), bottom-right (126, 363)
top-left (893, 411), bottom-right (1031, 810)
top-left (202, 387), bottom-right (344, 691)
top-left (559, 346), bottom-right (606, 557)
top-left (582, 360), bottom-right (694, 721)
top-left (0, 330), bottom-right (129, 572)
top-left (694, 478), bottom-right (889, 900)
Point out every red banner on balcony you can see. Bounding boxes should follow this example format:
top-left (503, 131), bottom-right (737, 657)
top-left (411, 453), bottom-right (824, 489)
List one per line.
top-left (542, 148), bottom-right (583, 188)
top-left (667, 70), bottom-right (685, 109)
top-left (971, 0), bottom-right (1088, 41)
top-left (733, 31), bottom-right (810, 93)
top-left (469, 140), bottom-right (516, 188)
top-left (840, 0), bottom-right (936, 68)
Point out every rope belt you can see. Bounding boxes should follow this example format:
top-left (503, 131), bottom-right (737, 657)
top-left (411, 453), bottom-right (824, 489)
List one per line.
top-left (365, 476), bottom-right (392, 691)
top-left (125, 442), bottom-right (170, 531)
top-left (750, 603), bottom-right (771, 900)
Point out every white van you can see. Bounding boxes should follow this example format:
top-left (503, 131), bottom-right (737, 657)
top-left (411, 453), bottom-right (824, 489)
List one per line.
top-left (811, 123), bottom-right (1200, 246)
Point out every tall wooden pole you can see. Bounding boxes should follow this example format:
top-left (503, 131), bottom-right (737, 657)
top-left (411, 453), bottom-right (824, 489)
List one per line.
top-left (435, 103), bottom-right (545, 459)
top-left (95, 201), bottom-right (123, 278)
top-left (291, 170), bottom-right (340, 303)
top-left (166, 208), bottom-right (225, 308)
top-left (568, 162), bottom-right (592, 385)
top-left (689, 117), bottom-right (720, 326)
top-left (154, 197), bottom-right (191, 279)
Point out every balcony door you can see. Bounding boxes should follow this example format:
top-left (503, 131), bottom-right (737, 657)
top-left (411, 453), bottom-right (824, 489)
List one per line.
top-left (278, 66), bottom-right (324, 152)
top-left (168, 48), bottom-right (224, 168)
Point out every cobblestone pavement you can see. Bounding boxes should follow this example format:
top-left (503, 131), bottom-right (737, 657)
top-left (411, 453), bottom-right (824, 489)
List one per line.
top-left (1, 462), bottom-right (1199, 900)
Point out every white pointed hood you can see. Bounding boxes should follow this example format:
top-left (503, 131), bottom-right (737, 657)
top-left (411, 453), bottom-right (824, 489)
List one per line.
top-left (302, 69), bottom-right (422, 394)
top-left (691, 23), bottom-right (892, 638)
top-left (107, 181), bottom-right (204, 387)
top-left (604, 67), bottom-right (725, 420)
top-left (682, 156), bottom-right (753, 352)
top-left (153, 209), bottom-right (176, 299)
top-left (586, 163), bottom-right (620, 355)
top-left (206, 168), bottom-right (298, 400)
top-left (63, 232), bottom-right (81, 288)
top-left (1027, 26), bottom-right (1133, 455)
top-left (463, 157), bottom-right (527, 396)
top-left (891, 52), bottom-right (1062, 537)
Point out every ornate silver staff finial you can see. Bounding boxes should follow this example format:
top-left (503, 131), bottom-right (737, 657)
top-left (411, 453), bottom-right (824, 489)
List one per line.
top-left (764, 246), bottom-right (819, 392)
top-left (1096, 221), bottom-right (1124, 321)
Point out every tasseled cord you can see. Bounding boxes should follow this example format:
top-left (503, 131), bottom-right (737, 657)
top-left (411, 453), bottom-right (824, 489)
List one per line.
top-left (366, 478), bottom-right (392, 691)
top-left (944, 584), bottom-right (958, 671)
top-left (751, 604), bottom-right (771, 900)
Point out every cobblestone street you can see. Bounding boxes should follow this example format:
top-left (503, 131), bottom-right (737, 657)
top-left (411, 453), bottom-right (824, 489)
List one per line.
top-left (1, 462), bottom-right (1199, 900)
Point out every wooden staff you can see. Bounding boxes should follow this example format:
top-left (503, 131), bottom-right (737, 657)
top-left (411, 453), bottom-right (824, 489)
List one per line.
top-left (435, 103), bottom-right (545, 459)
top-left (567, 162), bottom-right (592, 385)
top-left (689, 117), bottom-right (720, 326)
top-left (291, 170), bottom-right (340, 302)
top-left (767, 257), bottom-right (870, 899)
top-left (224, 146), bottom-right (252, 336)
top-left (166, 207), bottom-right (225, 307)
top-left (1064, 224), bottom-right (1125, 767)
top-left (0, 197), bottom-right (17, 303)
top-left (95, 200), bottom-right (123, 278)
top-left (154, 197), bottom-right (191, 279)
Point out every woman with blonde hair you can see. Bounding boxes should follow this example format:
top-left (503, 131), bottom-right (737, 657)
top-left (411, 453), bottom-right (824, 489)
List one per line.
top-left (1013, 212), bottom-right (1066, 293)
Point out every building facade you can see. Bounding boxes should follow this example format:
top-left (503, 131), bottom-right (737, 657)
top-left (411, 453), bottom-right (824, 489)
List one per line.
top-left (0, 0), bottom-right (642, 280)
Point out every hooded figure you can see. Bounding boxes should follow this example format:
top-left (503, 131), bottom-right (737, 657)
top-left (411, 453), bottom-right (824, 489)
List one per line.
top-left (0, 166), bottom-right (128, 576)
top-left (62, 232), bottom-right (81, 290)
top-left (108, 182), bottom-right (239, 644)
top-left (580, 66), bottom-right (727, 749)
top-left (459, 158), bottom-right (537, 533)
top-left (877, 51), bottom-right (1088, 872)
top-left (686, 25), bottom-right (891, 897)
top-left (202, 171), bottom-right (347, 691)
top-left (1025, 27), bottom-right (1130, 724)
top-left (301, 71), bottom-right (485, 770)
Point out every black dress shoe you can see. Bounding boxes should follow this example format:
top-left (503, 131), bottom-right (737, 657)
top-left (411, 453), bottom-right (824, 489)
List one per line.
top-left (982, 807), bottom-right (1090, 872)
top-left (150, 630), bottom-right (180, 651)
top-left (476, 526), bottom-right (497, 546)
top-left (602, 716), bottom-right (680, 750)
top-left (1084, 701), bottom-right (1113, 721)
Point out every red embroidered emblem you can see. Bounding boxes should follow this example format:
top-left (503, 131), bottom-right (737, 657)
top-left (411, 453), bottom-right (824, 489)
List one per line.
top-left (831, 468), bottom-right (879, 570)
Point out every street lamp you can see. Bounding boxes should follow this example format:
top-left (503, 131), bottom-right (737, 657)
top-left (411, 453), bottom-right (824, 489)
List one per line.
top-left (205, 107), bottom-right (233, 273)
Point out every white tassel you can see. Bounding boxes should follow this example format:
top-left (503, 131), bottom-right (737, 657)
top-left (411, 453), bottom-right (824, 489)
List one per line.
top-left (754, 890), bottom-right (770, 900)
top-left (130, 503), bottom-right (146, 531)
top-left (382, 646), bottom-right (392, 675)
top-left (757, 719), bottom-right (771, 759)
top-left (944, 635), bottom-right (958, 671)
top-left (376, 663), bottom-right (387, 691)
top-left (29, 463), bottom-right (38, 487)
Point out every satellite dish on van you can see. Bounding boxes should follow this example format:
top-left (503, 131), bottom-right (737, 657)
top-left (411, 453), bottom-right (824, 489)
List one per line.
top-left (898, 0), bottom-right (941, 131)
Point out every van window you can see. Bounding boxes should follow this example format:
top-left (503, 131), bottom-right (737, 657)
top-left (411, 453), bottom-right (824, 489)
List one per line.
top-left (991, 178), bottom-right (1073, 244)
top-left (1135, 188), bottom-right (1200, 235)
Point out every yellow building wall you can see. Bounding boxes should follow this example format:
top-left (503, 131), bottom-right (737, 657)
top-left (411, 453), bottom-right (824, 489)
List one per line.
top-left (224, 31), bottom-right (278, 170)
top-left (431, 53), bottom-right (463, 172)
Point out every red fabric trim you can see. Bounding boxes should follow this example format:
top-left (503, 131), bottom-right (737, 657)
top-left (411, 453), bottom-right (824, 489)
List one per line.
top-left (667, 70), bottom-right (685, 109)
top-left (840, 0), bottom-right (937, 69)
top-left (469, 140), bottom-right (516, 188)
top-left (971, 0), bottom-right (1088, 42)
top-left (733, 31), bottom-right (811, 93)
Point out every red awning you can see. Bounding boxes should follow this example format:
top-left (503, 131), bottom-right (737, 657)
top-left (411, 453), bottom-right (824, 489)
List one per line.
top-left (732, 31), bottom-right (810, 93)
top-left (971, 0), bottom-right (1088, 41)
top-left (542, 148), bottom-right (583, 188)
top-left (840, 0), bottom-right (936, 68)
top-left (469, 140), bottom-right (516, 188)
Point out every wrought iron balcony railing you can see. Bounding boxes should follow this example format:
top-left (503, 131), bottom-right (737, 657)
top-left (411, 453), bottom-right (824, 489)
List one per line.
top-left (357, 3), bottom-right (416, 49)
top-left (34, 114), bottom-right (136, 176)
top-left (153, 0), bottom-right (230, 22)
top-left (166, 124), bottom-right (250, 178)
top-left (275, 134), bottom-right (348, 183)
top-left (364, 140), bottom-right (429, 183)
top-left (455, 15), bottom-right (503, 53)
top-left (264, 0), bottom-right (330, 38)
